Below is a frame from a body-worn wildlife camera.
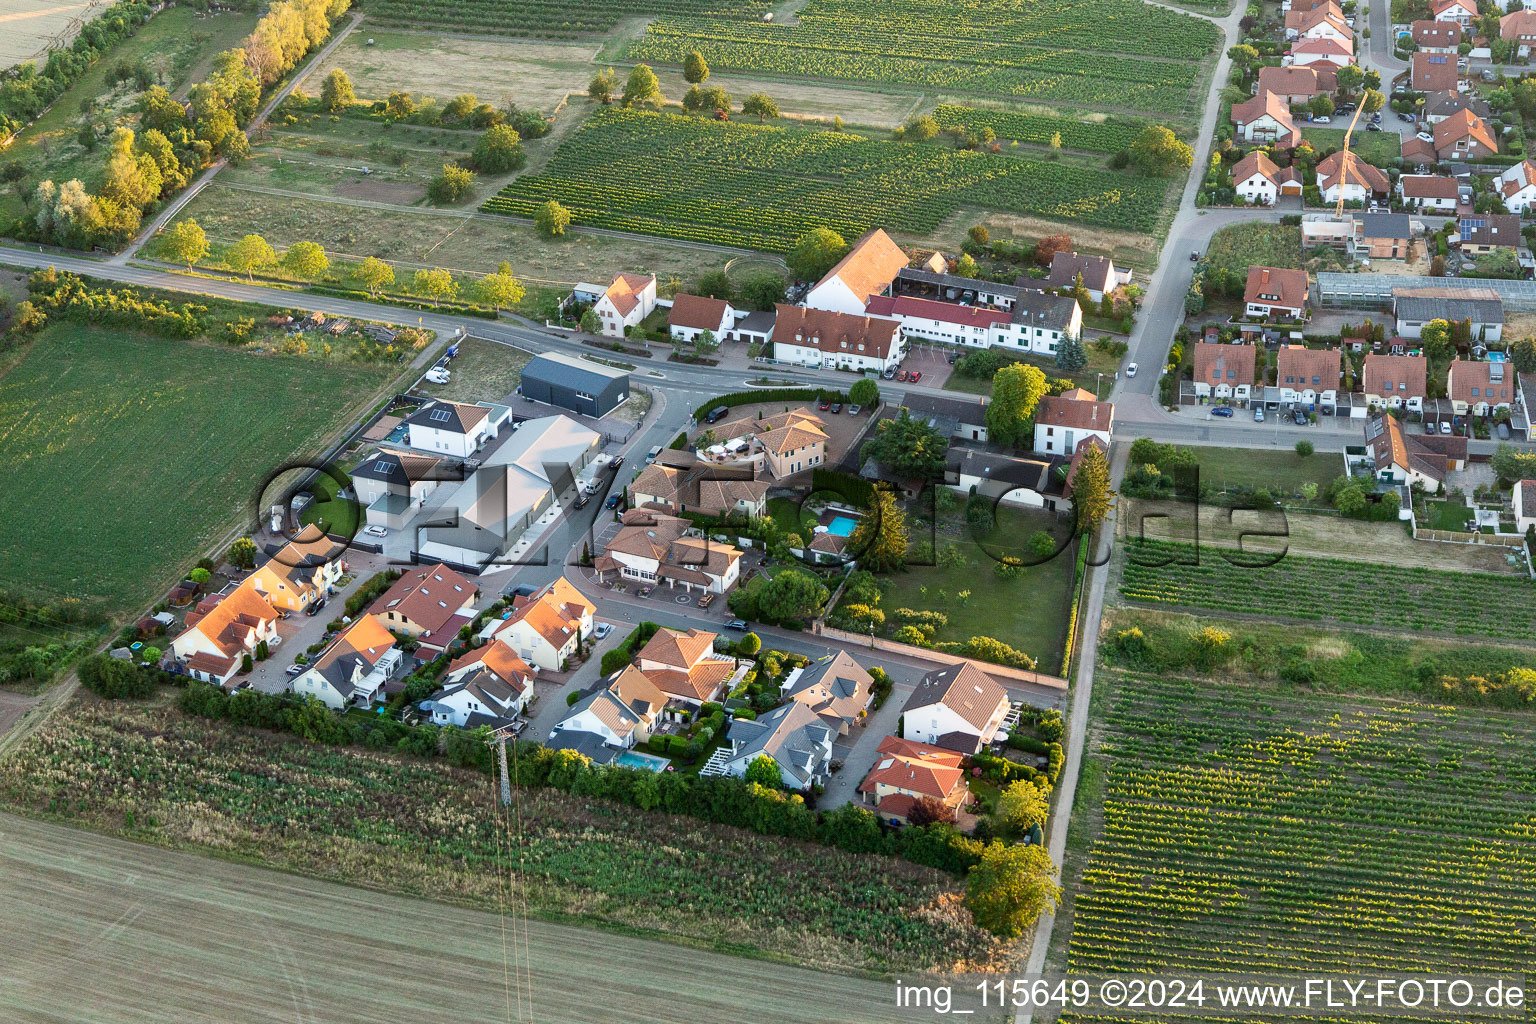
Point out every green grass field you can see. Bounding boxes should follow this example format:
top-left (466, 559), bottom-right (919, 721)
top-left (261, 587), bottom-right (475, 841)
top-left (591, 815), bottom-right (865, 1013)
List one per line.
top-left (1188, 446), bottom-right (1338, 497)
top-left (1305, 126), bottom-right (1401, 168)
top-left (0, 324), bottom-right (391, 614)
top-left (1202, 221), bottom-right (1302, 277)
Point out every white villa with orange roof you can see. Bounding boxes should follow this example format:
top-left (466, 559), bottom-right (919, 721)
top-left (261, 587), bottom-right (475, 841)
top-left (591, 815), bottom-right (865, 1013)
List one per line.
top-left (594, 510), bottom-right (743, 595)
top-left (169, 579), bottom-right (281, 685)
top-left (290, 615), bottom-right (401, 710)
top-left (635, 626), bottom-right (739, 705)
top-left (803, 228), bottom-right (910, 315)
top-left (579, 272), bottom-right (657, 338)
top-left (494, 575), bottom-right (595, 671)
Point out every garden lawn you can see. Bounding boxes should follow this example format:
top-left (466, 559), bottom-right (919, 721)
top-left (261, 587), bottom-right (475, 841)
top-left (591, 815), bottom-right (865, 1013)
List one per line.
top-left (1058, 670), bottom-right (1536, 997)
top-left (0, 324), bottom-right (392, 614)
top-left (300, 473), bottom-right (361, 539)
top-left (1422, 498), bottom-right (1474, 532)
top-left (767, 497), bottom-right (819, 538)
top-left (0, 696), bottom-right (1009, 974)
top-left (1187, 446), bottom-right (1337, 498)
top-left (1202, 221), bottom-right (1301, 279)
top-left (945, 347), bottom-right (1120, 397)
top-left (880, 507), bottom-right (1075, 672)
top-left (1305, 126), bottom-right (1401, 168)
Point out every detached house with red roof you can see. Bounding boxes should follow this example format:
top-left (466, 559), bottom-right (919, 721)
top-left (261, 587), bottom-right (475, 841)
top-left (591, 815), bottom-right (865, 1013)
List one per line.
top-left (371, 562), bottom-right (478, 655)
top-left (668, 292), bottom-right (735, 344)
top-left (1316, 151), bottom-right (1391, 205)
top-left (1397, 174), bottom-right (1461, 212)
top-left (1289, 36), bottom-right (1354, 67)
top-left (1496, 160), bottom-right (1536, 214)
top-left (1432, 0), bottom-right (1477, 27)
top-left (1257, 65), bottom-right (1336, 105)
top-left (428, 639), bottom-right (535, 727)
top-left (1448, 358), bottom-right (1515, 416)
top-left (577, 272), bottom-right (657, 338)
top-left (1245, 266), bottom-right (1310, 319)
top-left (494, 575), bottom-right (595, 672)
top-left (552, 664), bottom-right (668, 751)
top-left (1231, 91), bottom-right (1301, 146)
top-left (636, 626), bottom-right (739, 706)
top-left (1412, 18), bottom-right (1463, 51)
top-left (859, 736), bottom-right (970, 824)
top-left (290, 615), bottom-right (401, 710)
top-left (404, 400), bottom-right (508, 459)
top-left (1411, 51), bottom-right (1460, 93)
top-left (1230, 150), bottom-right (1301, 206)
top-left (1435, 108), bottom-right (1499, 161)
top-left (1277, 345), bottom-right (1341, 408)
top-left (1033, 387), bottom-right (1113, 456)
top-left (803, 228), bottom-right (910, 315)
top-left (594, 510), bottom-right (744, 594)
top-left (1363, 353), bottom-right (1429, 412)
top-left (1501, 9), bottom-right (1536, 58)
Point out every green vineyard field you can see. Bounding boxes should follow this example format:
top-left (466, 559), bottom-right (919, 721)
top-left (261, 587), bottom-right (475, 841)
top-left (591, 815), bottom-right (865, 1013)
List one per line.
top-left (1118, 540), bottom-right (1536, 641)
top-left (1063, 673), bottom-right (1536, 1022)
top-left (482, 108), bottom-right (1169, 252)
top-left (931, 104), bottom-right (1148, 155)
top-left (626, 0), bottom-right (1219, 116)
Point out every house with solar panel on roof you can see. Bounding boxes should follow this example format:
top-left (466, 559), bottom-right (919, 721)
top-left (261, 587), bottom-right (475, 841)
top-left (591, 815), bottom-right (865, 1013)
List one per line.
top-left (402, 399), bottom-right (512, 458)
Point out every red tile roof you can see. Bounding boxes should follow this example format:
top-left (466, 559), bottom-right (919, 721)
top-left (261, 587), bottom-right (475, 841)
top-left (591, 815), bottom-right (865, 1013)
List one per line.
top-left (668, 292), bottom-right (731, 331)
top-left (1192, 342), bottom-right (1257, 388)
top-left (1363, 353), bottom-right (1428, 400)
top-left (771, 303), bottom-right (901, 359)
top-left (810, 228), bottom-right (909, 306)
top-left (1245, 266), bottom-right (1310, 310)
top-left (1277, 345), bottom-right (1341, 389)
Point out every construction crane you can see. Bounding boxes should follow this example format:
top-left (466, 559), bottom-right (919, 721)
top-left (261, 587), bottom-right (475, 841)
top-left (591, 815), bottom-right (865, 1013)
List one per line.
top-left (1334, 101), bottom-right (1369, 219)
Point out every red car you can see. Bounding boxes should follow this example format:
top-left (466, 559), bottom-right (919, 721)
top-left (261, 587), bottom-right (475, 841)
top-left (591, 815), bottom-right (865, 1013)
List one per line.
top-left (896, 370), bottom-right (909, 381)
top-left (908, 370), bottom-right (922, 383)
top-left (818, 398), bottom-right (832, 411)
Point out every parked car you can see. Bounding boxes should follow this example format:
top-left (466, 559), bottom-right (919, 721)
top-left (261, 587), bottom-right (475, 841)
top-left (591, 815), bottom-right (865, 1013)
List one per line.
top-left (305, 598), bottom-right (326, 616)
top-left (1211, 405), bottom-right (1234, 418)
top-left (704, 405), bottom-right (730, 424)
top-left (574, 492), bottom-right (591, 508)
top-left (1294, 409), bottom-right (1308, 426)
top-left (1313, 115), bottom-right (1331, 124)
top-left (1190, 250), bottom-right (1200, 261)
top-left (1398, 111), bottom-right (1414, 122)
top-left (1125, 362), bottom-right (1138, 377)
top-left (362, 525), bottom-right (387, 538)
top-left (604, 494), bottom-right (620, 510)
top-left (881, 367), bottom-right (897, 379)
top-left (849, 403), bottom-right (862, 415)
top-left (285, 664), bottom-right (305, 676)
top-left (818, 398), bottom-right (832, 410)
top-left (594, 622), bottom-right (612, 640)
top-left (424, 368), bottom-right (450, 384)
top-left (829, 402), bottom-right (842, 414)
top-left (1366, 123), bottom-right (1382, 132)
top-left (896, 370), bottom-right (909, 381)
top-left (609, 455), bottom-right (624, 471)
top-left (697, 592), bottom-right (716, 609)
top-left (1416, 131), bottom-right (1435, 142)
top-left (1254, 407), bottom-right (1264, 422)
top-left (908, 370), bottom-right (922, 383)
top-left (1482, 69), bottom-right (1497, 82)
top-left (725, 619), bottom-right (749, 631)
top-left (646, 445), bottom-right (663, 464)
top-left (1441, 420), bottom-right (1452, 434)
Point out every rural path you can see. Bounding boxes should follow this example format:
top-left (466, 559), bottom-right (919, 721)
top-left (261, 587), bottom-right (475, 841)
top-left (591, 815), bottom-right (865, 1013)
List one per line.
top-left (117, 13), bottom-right (364, 264)
top-left (0, 812), bottom-right (898, 1024)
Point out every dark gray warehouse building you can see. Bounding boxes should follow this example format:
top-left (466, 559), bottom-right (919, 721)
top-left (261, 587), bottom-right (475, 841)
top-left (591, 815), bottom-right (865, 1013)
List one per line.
top-left (519, 351), bottom-right (630, 418)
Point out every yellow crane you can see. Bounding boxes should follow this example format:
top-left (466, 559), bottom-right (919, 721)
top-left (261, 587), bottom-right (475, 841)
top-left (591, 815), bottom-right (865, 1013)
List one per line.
top-left (1335, 101), bottom-right (1369, 220)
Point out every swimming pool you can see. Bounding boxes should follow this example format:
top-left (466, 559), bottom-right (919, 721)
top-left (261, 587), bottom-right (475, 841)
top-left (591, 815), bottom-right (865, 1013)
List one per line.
top-left (827, 515), bottom-right (859, 537)
top-left (614, 749), bottom-right (671, 772)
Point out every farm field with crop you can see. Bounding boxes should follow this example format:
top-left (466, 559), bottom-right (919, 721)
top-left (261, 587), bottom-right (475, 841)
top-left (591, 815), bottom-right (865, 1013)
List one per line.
top-left (1117, 539), bottom-right (1536, 640)
top-left (930, 104), bottom-right (1150, 155)
top-left (0, 696), bottom-right (1009, 974)
top-left (361, 0), bottom-right (772, 38)
top-left (1055, 670), bottom-right (1536, 1010)
top-left (0, 323), bottom-right (391, 614)
top-left (0, 0), bottom-right (112, 71)
top-left (626, 0), bottom-right (1219, 118)
top-left (485, 107), bottom-right (1171, 252)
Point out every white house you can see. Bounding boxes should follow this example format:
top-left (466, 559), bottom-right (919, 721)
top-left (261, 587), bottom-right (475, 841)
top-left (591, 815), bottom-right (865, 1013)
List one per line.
top-left (803, 228), bottom-right (909, 314)
top-left (1497, 160), bottom-right (1536, 215)
top-left (351, 449), bottom-right (449, 531)
top-left (403, 400), bottom-right (508, 458)
top-left (667, 292), bottom-right (735, 344)
top-left (1432, 0), bottom-right (1477, 27)
top-left (722, 701), bottom-right (836, 790)
top-left (1515, 480), bottom-right (1536, 534)
top-left (1244, 266), bottom-right (1309, 320)
top-left (290, 616), bottom-right (401, 710)
top-left (550, 665), bottom-right (667, 750)
top-left (168, 580), bottom-right (280, 685)
top-left (1449, 358), bottom-right (1515, 415)
top-left (1288, 37), bottom-right (1355, 66)
top-left (1192, 342), bottom-right (1257, 401)
top-left (899, 661), bottom-right (1010, 754)
top-left (493, 575), bottom-right (595, 672)
top-left (580, 272), bottom-right (657, 338)
top-left (1231, 91), bottom-right (1301, 146)
top-left (594, 511), bottom-right (743, 595)
top-left (1277, 345), bottom-right (1340, 408)
top-left (1033, 388), bottom-right (1113, 457)
top-left (770, 303), bottom-right (904, 373)
top-left (1398, 174), bottom-right (1461, 212)
top-left (427, 668), bottom-right (529, 728)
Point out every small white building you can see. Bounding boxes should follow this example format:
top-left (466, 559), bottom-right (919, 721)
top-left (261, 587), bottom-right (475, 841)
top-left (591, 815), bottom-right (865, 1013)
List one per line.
top-left (577, 272), bottom-right (657, 338)
top-left (899, 661), bottom-right (1010, 755)
top-left (668, 292), bottom-right (735, 344)
top-left (403, 400), bottom-right (509, 459)
top-left (1033, 388), bottom-right (1113, 457)
top-left (803, 228), bottom-right (909, 315)
top-left (1397, 174), bottom-right (1461, 213)
top-left (493, 576), bottom-right (595, 672)
top-left (1496, 160), bottom-right (1536, 215)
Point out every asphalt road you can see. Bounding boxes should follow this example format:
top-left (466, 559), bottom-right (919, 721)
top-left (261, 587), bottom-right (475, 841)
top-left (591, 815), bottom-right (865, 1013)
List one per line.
top-left (0, 812), bottom-right (903, 1024)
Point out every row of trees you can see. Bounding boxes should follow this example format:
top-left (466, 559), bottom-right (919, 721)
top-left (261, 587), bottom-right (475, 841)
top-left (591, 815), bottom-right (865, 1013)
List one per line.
top-left (587, 62), bottom-right (780, 122)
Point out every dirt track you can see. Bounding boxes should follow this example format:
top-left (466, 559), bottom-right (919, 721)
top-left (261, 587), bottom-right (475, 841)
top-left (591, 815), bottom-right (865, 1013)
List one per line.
top-left (0, 813), bottom-right (900, 1024)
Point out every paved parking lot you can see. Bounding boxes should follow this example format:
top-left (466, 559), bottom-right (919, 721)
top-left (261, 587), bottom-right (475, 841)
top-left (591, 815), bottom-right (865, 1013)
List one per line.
top-left (897, 344), bottom-right (954, 389)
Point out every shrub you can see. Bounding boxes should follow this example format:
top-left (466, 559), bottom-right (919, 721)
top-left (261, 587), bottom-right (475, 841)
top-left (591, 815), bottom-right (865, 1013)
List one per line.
top-left (78, 654), bottom-right (156, 699)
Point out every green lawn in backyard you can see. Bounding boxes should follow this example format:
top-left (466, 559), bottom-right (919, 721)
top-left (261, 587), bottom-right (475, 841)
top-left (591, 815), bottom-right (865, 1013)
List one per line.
top-left (0, 7), bottom-right (259, 227)
top-left (1305, 126), bottom-right (1401, 168)
top-left (300, 472), bottom-right (361, 539)
top-left (877, 506), bottom-right (1076, 673)
top-left (1189, 446), bottom-right (1339, 498)
top-left (1422, 499), bottom-right (1474, 532)
top-left (767, 496), bottom-right (818, 538)
top-left (943, 346), bottom-right (1121, 398)
top-left (0, 324), bottom-right (392, 614)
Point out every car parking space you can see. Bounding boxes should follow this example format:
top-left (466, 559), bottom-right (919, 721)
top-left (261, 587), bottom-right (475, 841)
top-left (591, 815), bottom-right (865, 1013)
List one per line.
top-left (895, 345), bottom-right (953, 388)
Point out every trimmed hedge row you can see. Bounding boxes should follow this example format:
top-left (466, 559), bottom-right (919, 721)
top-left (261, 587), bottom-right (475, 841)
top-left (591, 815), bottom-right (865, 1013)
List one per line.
top-left (692, 387), bottom-right (848, 421)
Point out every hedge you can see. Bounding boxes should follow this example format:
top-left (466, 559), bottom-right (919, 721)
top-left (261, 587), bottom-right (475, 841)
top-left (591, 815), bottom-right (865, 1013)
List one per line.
top-left (811, 467), bottom-right (874, 507)
top-left (599, 620), bottom-right (660, 676)
top-left (78, 653), bottom-right (159, 699)
top-left (692, 388), bottom-right (848, 421)
top-left (305, 283), bottom-right (500, 319)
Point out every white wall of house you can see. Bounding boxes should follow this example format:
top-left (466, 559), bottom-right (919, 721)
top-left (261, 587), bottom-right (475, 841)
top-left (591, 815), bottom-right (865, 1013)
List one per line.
top-left (430, 685), bottom-right (527, 727)
top-left (901, 703), bottom-right (984, 749)
top-left (408, 421), bottom-right (492, 458)
top-left (773, 338), bottom-right (901, 372)
top-left (1236, 172), bottom-right (1278, 206)
top-left (803, 277), bottom-right (866, 316)
top-left (1033, 423), bottom-right (1112, 456)
top-left (497, 619), bottom-right (578, 672)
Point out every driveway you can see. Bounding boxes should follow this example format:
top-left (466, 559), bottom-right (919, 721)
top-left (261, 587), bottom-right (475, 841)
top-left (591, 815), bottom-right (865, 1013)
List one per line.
top-left (820, 684), bottom-right (905, 809)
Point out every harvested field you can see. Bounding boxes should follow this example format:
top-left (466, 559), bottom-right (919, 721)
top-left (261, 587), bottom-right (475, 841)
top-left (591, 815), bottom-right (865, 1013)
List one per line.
top-left (1119, 497), bottom-right (1520, 575)
top-left (0, 812), bottom-right (897, 1024)
top-left (0, 0), bottom-right (110, 71)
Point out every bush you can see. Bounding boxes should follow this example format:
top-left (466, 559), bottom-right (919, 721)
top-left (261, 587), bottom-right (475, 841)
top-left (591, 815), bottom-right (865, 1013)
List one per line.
top-left (78, 654), bottom-right (157, 699)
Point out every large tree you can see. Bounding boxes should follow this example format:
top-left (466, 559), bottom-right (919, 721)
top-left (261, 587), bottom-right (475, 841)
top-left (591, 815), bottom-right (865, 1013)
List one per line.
top-left (1510, 336), bottom-right (1536, 374)
top-left (741, 91), bottom-right (780, 122)
top-left (1128, 124), bottom-right (1194, 176)
top-left (994, 780), bottom-right (1050, 838)
top-left (848, 486), bottom-right (909, 573)
top-left (1034, 233), bottom-right (1072, 267)
top-left (1072, 441), bottom-right (1112, 534)
top-left (848, 377), bottom-right (879, 408)
top-left (744, 754), bottom-right (780, 788)
top-left (753, 568), bottom-right (829, 626)
top-left (472, 124), bottom-right (525, 173)
top-left (161, 219), bottom-right (208, 270)
top-left (739, 269), bottom-right (787, 310)
top-left (353, 255), bottom-right (394, 296)
top-left (413, 267), bottom-right (457, 306)
top-left (588, 67), bottom-right (619, 104)
top-left (319, 68), bottom-right (354, 112)
top-left (862, 409), bottom-right (947, 477)
top-left (986, 362), bottom-right (1049, 447)
top-left (283, 240), bottom-right (328, 279)
top-left (966, 843), bottom-right (1061, 938)
top-left (1419, 318), bottom-right (1453, 360)
top-left (683, 50), bottom-right (710, 84)
top-left (621, 64), bottom-right (663, 108)
top-left (787, 227), bottom-right (848, 281)
top-left (536, 199), bottom-right (573, 237)
top-left (226, 232), bottom-right (275, 281)
top-left (695, 268), bottom-right (734, 301)
top-left (477, 270), bottom-right (526, 310)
